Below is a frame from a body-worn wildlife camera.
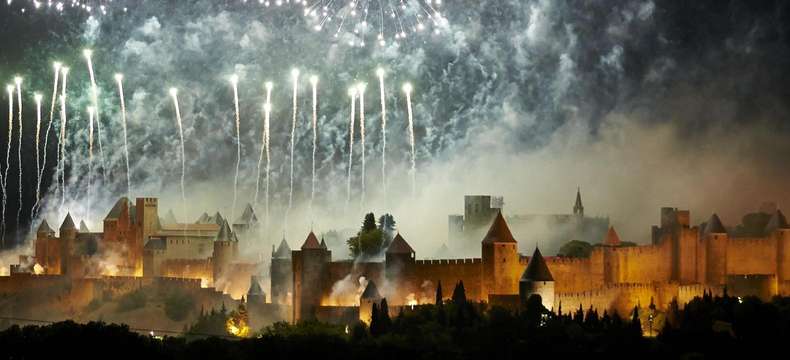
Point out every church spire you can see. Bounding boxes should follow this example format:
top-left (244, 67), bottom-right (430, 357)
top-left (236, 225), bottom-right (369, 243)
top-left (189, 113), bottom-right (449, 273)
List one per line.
top-left (573, 187), bottom-right (584, 217)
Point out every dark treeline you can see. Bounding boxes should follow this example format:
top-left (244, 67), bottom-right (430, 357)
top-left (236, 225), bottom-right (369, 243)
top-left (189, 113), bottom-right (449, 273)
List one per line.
top-left (2, 291), bottom-right (790, 358)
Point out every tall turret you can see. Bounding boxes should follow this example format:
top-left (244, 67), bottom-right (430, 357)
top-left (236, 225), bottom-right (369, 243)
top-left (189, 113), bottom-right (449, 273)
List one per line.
top-left (385, 232), bottom-right (416, 298)
top-left (702, 213), bottom-right (728, 285)
top-left (359, 280), bottom-right (383, 325)
top-left (270, 237), bottom-right (293, 305)
top-left (481, 211), bottom-right (519, 299)
top-left (213, 219), bottom-right (239, 288)
top-left (519, 247), bottom-right (555, 311)
top-left (35, 220), bottom-right (54, 272)
top-left (247, 275), bottom-right (266, 305)
top-left (59, 213), bottom-right (77, 275)
top-left (233, 203), bottom-right (258, 234)
top-left (292, 231), bottom-right (331, 323)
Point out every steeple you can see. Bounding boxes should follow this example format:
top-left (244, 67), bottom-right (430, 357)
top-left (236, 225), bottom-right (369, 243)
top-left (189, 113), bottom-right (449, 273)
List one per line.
top-left (79, 220), bottom-right (90, 233)
top-left (703, 213), bottom-right (727, 236)
top-left (573, 187), bottom-right (584, 216)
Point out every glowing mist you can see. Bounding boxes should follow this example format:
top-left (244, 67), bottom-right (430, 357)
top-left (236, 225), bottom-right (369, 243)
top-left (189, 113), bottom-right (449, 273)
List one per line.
top-left (310, 76), bottom-right (318, 214)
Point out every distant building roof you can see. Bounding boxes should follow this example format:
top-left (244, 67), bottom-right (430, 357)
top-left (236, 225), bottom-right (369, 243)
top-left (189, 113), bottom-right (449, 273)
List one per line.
top-left (521, 247), bottom-right (554, 282)
top-left (604, 226), bottom-right (621, 246)
top-left (105, 197), bottom-right (136, 223)
top-left (273, 238), bottom-right (292, 259)
top-left (360, 280), bottom-right (382, 300)
top-left (765, 210), bottom-right (790, 234)
top-left (234, 204), bottom-right (258, 225)
top-left (60, 213), bottom-right (76, 230)
top-left (247, 276), bottom-right (265, 296)
top-left (482, 211), bottom-right (517, 244)
top-left (195, 212), bottom-right (210, 224)
top-left (79, 220), bottom-right (90, 233)
top-left (703, 213), bottom-right (727, 235)
top-left (386, 233), bottom-right (415, 254)
top-left (162, 209), bottom-right (178, 225)
top-left (301, 231), bottom-right (321, 250)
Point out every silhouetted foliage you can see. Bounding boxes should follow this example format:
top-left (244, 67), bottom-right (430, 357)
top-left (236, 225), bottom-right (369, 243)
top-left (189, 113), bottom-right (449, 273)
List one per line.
top-left (347, 213), bottom-right (385, 258)
top-left (558, 240), bottom-right (593, 258)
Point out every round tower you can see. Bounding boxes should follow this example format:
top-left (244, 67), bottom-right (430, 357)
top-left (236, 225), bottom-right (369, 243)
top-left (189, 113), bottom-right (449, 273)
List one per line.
top-left (519, 247), bottom-right (555, 312)
top-left (58, 213), bottom-right (77, 275)
top-left (481, 211), bottom-right (520, 299)
top-left (213, 219), bottom-right (239, 288)
top-left (270, 237), bottom-right (293, 305)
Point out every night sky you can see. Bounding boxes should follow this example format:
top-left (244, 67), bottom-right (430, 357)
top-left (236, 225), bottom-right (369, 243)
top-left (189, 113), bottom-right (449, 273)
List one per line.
top-left (1, 0), bottom-right (790, 254)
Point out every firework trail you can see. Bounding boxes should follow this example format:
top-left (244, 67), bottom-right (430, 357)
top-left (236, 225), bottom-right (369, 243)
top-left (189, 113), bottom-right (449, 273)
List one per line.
top-left (58, 67), bottom-right (69, 210)
top-left (33, 93), bottom-right (43, 216)
top-left (83, 50), bottom-right (106, 179)
top-left (39, 62), bottom-right (61, 208)
top-left (288, 69), bottom-right (299, 216)
top-left (255, 82), bottom-right (273, 225)
top-left (345, 87), bottom-right (357, 211)
top-left (87, 106), bottom-right (95, 222)
top-left (230, 74), bottom-right (241, 223)
top-left (403, 83), bottom-right (416, 196)
top-left (169, 88), bottom-right (187, 224)
top-left (14, 77), bottom-right (23, 243)
top-left (114, 74), bottom-right (131, 201)
top-left (309, 75), bottom-right (318, 214)
top-left (1, 85), bottom-right (12, 247)
top-left (357, 83), bottom-right (367, 209)
top-left (376, 68), bottom-right (387, 203)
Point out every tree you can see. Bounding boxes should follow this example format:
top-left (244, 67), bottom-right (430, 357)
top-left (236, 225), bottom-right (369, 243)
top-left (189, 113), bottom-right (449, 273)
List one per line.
top-left (378, 214), bottom-right (397, 243)
top-left (370, 303), bottom-right (381, 336)
top-left (347, 213), bottom-right (386, 258)
top-left (452, 281), bottom-right (466, 304)
top-left (558, 240), bottom-right (593, 258)
top-left (435, 280), bottom-right (443, 305)
top-left (379, 299), bottom-right (391, 334)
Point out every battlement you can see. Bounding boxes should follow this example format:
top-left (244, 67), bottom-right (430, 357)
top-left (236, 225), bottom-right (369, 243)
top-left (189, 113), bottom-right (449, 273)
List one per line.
top-left (140, 197), bottom-right (158, 206)
top-left (543, 256), bottom-right (590, 265)
top-left (414, 258), bottom-right (481, 265)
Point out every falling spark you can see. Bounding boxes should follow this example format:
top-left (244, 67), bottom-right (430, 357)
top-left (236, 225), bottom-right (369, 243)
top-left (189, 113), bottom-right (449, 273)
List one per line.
top-left (169, 88), bottom-right (187, 223)
top-left (83, 49), bottom-right (106, 179)
top-left (40, 62), bottom-right (60, 206)
top-left (357, 82), bottom-right (367, 209)
top-left (114, 73), bottom-right (131, 201)
top-left (1, 85), bottom-right (12, 247)
top-left (33, 93), bottom-right (43, 216)
top-left (403, 82), bottom-right (416, 196)
top-left (309, 75), bottom-right (318, 214)
top-left (346, 87), bottom-right (357, 210)
top-left (376, 68), bottom-right (387, 202)
top-left (255, 81), bottom-right (273, 225)
top-left (58, 67), bottom-right (69, 209)
top-left (14, 77), bottom-right (23, 242)
top-left (87, 106), bottom-right (95, 222)
top-left (288, 69), bottom-right (299, 215)
top-left (230, 74), bottom-right (241, 223)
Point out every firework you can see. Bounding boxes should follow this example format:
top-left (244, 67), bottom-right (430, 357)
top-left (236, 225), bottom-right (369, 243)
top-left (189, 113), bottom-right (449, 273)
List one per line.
top-left (58, 67), bottom-right (69, 210)
top-left (376, 67), bottom-right (387, 202)
top-left (83, 49), bottom-right (106, 179)
top-left (346, 87), bottom-right (357, 211)
top-left (169, 88), bottom-right (187, 222)
top-left (39, 62), bottom-right (61, 208)
top-left (33, 93), bottom-right (43, 216)
top-left (114, 73), bottom-right (131, 201)
top-left (87, 106), bottom-right (95, 222)
top-left (255, 81), bottom-right (273, 226)
top-left (288, 69), bottom-right (299, 216)
top-left (1, 85), bottom-right (12, 247)
top-left (14, 77), bottom-right (23, 242)
top-left (230, 74), bottom-right (241, 223)
top-left (403, 82), bottom-right (416, 196)
top-left (357, 82), bottom-right (366, 209)
top-left (309, 75), bottom-right (318, 215)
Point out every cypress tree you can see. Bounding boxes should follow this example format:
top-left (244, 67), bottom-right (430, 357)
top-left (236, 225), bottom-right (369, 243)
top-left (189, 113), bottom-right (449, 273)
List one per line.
top-left (435, 280), bottom-right (443, 305)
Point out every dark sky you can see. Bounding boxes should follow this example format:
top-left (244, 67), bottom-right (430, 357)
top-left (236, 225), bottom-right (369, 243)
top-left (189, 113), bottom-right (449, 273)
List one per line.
top-left (1, 0), bottom-right (790, 251)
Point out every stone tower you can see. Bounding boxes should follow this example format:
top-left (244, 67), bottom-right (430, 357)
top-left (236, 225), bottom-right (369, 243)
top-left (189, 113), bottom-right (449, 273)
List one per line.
top-left (481, 211), bottom-right (519, 299)
top-left (359, 280), bottom-right (383, 325)
top-left (213, 219), bottom-right (239, 288)
top-left (247, 275), bottom-right (266, 305)
top-left (573, 187), bottom-right (584, 217)
top-left (292, 231), bottom-right (331, 323)
top-left (270, 237), bottom-right (293, 305)
top-left (702, 213), bottom-right (728, 285)
top-left (59, 213), bottom-right (77, 275)
top-left (385, 232), bottom-right (416, 298)
top-left (519, 247), bottom-right (555, 311)
top-left (35, 220), bottom-right (54, 272)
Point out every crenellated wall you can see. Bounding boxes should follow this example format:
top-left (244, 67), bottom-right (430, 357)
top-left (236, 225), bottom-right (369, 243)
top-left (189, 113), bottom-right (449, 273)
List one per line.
top-left (543, 257), bottom-right (595, 293)
top-left (727, 237), bottom-right (777, 275)
top-left (409, 258), bottom-right (483, 303)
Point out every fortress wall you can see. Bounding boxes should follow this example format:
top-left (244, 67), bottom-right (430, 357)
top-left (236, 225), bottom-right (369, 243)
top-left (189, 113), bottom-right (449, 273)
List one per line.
top-left (410, 258), bottom-right (483, 303)
top-left (555, 283), bottom-right (676, 317)
top-left (678, 228), bottom-right (700, 284)
top-left (677, 283), bottom-right (722, 309)
top-left (160, 258), bottom-right (212, 282)
top-left (611, 242), bottom-right (671, 284)
top-left (544, 257), bottom-right (595, 293)
top-left (727, 237), bottom-right (776, 275)
top-left (327, 262), bottom-right (385, 288)
top-left (778, 230), bottom-right (790, 283)
top-left (0, 274), bottom-right (68, 294)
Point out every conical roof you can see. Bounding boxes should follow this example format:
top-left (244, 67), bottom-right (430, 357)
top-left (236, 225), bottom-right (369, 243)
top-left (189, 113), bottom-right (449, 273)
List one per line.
top-left (195, 212), bottom-right (210, 224)
top-left (79, 220), bottom-right (90, 233)
top-left (105, 197), bottom-right (130, 220)
top-left (765, 210), bottom-right (790, 234)
top-left (433, 243), bottom-right (452, 259)
top-left (247, 276), bottom-right (265, 296)
top-left (163, 209), bottom-right (178, 225)
top-left (319, 237), bottom-right (327, 249)
top-left (703, 213), bottom-right (727, 235)
top-left (520, 247), bottom-right (554, 282)
top-left (574, 188), bottom-right (584, 211)
top-left (37, 220), bottom-right (54, 233)
top-left (234, 204), bottom-right (258, 225)
top-left (482, 211), bottom-right (516, 243)
top-left (60, 213), bottom-right (76, 230)
top-left (386, 233), bottom-right (415, 254)
top-left (273, 238), bottom-right (292, 259)
top-left (215, 220), bottom-right (238, 242)
top-left (604, 226), bottom-right (621, 246)
top-left (360, 280), bottom-right (382, 300)
top-left (212, 212), bottom-right (225, 226)
top-left (301, 231), bottom-right (321, 250)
